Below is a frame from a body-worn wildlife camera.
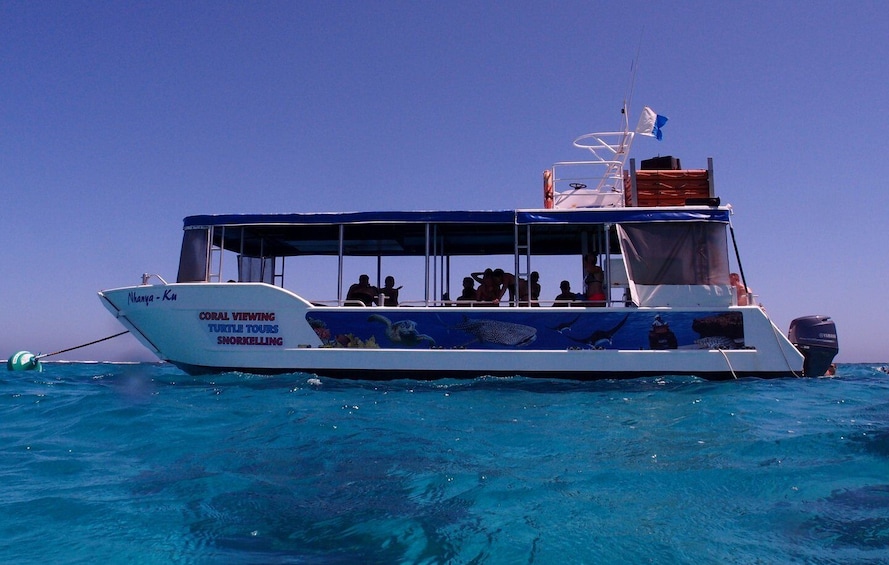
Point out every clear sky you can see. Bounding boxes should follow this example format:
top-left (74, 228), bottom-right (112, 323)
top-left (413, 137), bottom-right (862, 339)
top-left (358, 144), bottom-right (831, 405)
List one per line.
top-left (2, 1), bottom-right (886, 363)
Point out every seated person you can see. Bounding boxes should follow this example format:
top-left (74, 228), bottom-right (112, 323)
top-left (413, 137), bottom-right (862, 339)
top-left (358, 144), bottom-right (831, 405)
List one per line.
top-left (457, 276), bottom-right (477, 302)
top-left (529, 271), bottom-right (541, 305)
top-left (504, 271), bottom-right (540, 306)
top-left (380, 275), bottom-right (401, 306)
top-left (554, 280), bottom-right (578, 306)
top-left (346, 274), bottom-right (378, 306)
top-left (516, 271), bottom-right (541, 306)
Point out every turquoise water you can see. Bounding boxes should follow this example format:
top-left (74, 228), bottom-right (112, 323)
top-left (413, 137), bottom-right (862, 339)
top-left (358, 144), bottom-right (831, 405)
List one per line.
top-left (2, 364), bottom-right (888, 564)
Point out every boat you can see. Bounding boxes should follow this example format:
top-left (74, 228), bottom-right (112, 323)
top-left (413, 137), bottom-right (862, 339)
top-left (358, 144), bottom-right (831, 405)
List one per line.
top-left (98, 107), bottom-right (838, 380)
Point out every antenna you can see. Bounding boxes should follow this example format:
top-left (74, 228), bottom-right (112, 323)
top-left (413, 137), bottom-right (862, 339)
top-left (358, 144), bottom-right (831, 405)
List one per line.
top-left (622, 30), bottom-right (645, 130)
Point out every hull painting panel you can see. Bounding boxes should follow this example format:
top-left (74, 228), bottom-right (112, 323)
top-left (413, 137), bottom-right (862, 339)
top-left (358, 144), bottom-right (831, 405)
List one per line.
top-left (305, 310), bottom-right (744, 351)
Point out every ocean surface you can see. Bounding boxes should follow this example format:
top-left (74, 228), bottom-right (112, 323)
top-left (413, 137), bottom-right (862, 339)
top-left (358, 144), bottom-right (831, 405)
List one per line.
top-left (2, 363), bottom-right (888, 564)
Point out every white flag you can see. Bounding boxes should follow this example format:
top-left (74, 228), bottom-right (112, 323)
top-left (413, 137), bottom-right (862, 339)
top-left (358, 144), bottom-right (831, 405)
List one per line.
top-left (635, 107), bottom-right (668, 140)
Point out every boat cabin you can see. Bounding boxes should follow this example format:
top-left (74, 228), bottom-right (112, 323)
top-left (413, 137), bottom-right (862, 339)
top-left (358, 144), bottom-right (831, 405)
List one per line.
top-left (175, 203), bottom-right (736, 309)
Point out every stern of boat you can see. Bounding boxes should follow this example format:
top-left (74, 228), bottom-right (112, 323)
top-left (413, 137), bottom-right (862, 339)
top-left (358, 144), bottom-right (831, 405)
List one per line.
top-left (789, 315), bottom-right (839, 376)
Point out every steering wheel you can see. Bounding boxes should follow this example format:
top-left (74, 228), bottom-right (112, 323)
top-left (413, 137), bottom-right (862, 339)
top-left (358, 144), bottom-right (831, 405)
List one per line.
top-left (569, 183), bottom-right (587, 190)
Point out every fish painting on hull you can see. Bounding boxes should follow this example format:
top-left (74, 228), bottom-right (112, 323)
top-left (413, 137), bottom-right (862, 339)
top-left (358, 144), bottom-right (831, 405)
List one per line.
top-left (567, 314), bottom-right (630, 349)
top-left (452, 316), bottom-right (537, 347)
top-left (549, 314), bottom-right (581, 334)
top-left (368, 314), bottom-right (435, 347)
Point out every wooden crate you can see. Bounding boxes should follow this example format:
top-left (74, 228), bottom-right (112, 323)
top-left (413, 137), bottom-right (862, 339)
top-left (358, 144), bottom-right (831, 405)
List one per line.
top-left (624, 169), bottom-right (712, 207)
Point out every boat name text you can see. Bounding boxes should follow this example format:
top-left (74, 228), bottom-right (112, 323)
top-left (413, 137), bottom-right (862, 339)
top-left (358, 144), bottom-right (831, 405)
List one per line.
top-left (128, 289), bottom-right (178, 306)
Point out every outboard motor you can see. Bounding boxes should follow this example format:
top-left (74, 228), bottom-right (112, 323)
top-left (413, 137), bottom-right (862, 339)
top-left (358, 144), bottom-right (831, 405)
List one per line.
top-left (789, 316), bottom-right (839, 377)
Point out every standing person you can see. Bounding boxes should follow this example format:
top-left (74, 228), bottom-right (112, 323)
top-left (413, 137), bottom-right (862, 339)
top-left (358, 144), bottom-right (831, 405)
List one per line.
top-left (730, 272), bottom-right (752, 306)
top-left (473, 269), bottom-right (499, 304)
top-left (492, 268), bottom-right (517, 304)
top-left (380, 275), bottom-right (401, 306)
top-left (583, 255), bottom-right (606, 307)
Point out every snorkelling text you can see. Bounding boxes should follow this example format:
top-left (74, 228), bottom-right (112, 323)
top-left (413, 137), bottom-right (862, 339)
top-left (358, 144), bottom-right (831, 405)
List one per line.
top-left (200, 311), bottom-right (283, 346)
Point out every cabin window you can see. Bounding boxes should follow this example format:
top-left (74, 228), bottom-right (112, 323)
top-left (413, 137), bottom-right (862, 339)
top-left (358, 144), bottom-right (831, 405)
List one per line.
top-left (618, 222), bottom-right (729, 285)
top-left (177, 228), bottom-right (209, 283)
top-left (238, 255), bottom-right (274, 283)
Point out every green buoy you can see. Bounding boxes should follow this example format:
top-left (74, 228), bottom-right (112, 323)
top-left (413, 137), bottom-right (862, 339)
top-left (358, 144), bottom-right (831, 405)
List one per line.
top-left (7, 351), bottom-right (42, 372)
top-left (5, 331), bottom-right (129, 372)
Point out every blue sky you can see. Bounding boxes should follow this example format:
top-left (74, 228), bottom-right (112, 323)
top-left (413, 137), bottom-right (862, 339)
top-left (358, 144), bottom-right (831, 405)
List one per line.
top-left (2, 1), bottom-right (886, 363)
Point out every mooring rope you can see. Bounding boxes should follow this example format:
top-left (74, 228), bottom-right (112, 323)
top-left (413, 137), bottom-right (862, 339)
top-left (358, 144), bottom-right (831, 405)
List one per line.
top-left (717, 348), bottom-right (738, 380)
top-left (768, 319), bottom-right (804, 378)
top-left (36, 331), bottom-right (130, 359)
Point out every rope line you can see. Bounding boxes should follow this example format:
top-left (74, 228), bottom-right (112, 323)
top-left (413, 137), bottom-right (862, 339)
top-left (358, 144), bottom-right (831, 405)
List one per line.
top-left (37, 331), bottom-right (130, 359)
top-left (717, 348), bottom-right (738, 380)
top-left (768, 320), bottom-right (803, 377)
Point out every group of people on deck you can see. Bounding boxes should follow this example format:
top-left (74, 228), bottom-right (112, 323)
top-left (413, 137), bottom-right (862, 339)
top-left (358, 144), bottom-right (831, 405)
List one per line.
top-left (547, 254), bottom-right (607, 306)
top-left (346, 259), bottom-right (752, 308)
top-left (346, 255), bottom-right (605, 307)
top-left (456, 260), bottom-right (604, 307)
top-left (346, 274), bottom-right (401, 306)
top-left (462, 268), bottom-right (541, 306)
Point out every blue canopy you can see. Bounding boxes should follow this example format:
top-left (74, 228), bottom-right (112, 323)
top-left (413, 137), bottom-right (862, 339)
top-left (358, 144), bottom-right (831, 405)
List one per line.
top-left (185, 207), bottom-right (730, 228)
top-left (182, 207), bottom-right (731, 257)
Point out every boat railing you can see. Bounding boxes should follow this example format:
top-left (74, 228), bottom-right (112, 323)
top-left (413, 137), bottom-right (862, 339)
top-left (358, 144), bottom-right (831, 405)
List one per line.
top-left (547, 130), bottom-right (635, 209)
top-left (551, 160), bottom-right (625, 195)
top-left (310, 299), bottom-right (375, 307)
top-left (140, 273), bottom-right (169, 285)
top-left (305, 298), bottom-right (629, 308)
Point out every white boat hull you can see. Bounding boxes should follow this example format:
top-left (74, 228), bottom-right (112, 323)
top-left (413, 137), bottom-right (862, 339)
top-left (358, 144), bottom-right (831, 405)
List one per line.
top-left (99, 283), bottom-right (806, 380)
